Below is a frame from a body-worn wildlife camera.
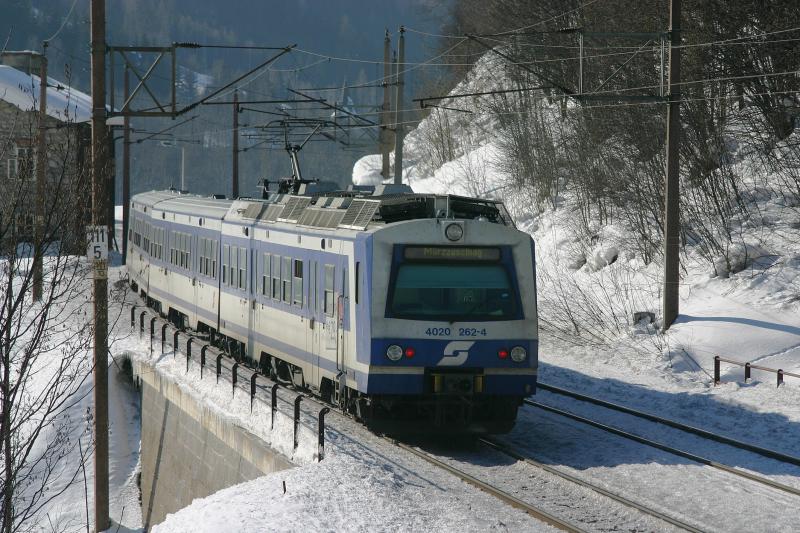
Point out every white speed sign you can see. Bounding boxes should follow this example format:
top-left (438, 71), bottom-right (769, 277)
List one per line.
top-left (86, 225), bottom-right (108, 262)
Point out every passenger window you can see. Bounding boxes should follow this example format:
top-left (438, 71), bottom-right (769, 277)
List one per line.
top-left (324, 264), bottom-right (335, 317)
top-left (281, 256), bottom-right (291, 303)
top-left (271, 255), bottom-right (280, 300)
top-left (342, 268), bottom-right (348, 317)
top-left (262, 253), bottom-right (270, 296)
top-left (204, 238), bottom-right (209, 275)
top-left (199, 238), bottom-right (205, 275)
top-left (355, 262), bottom-right (360, 304)
top-left (182, 234), bottom-right (187, 269)
top-left (238, 247), bottom-right (247, 290)
top-left (222, 244), bottom-right (229, 284)
top-left (293, 259), bottom-right (303, 307)
top-left (230, 246), bottom-right (238, 287)
top-left (211, 241), bottom-right (217, 279)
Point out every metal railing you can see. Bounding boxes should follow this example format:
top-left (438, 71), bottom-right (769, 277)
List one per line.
top-left (714, 356), bottom-right (799, 388)
top-left (131, 304), bottom-right (331, 460)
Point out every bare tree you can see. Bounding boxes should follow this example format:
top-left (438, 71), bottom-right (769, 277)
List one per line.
top-left (0, 89), bottom-right (100, 533)
top-left (436, 0), bottom-right (800, 338)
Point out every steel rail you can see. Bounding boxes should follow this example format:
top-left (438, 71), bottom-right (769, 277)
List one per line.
top-left (537, 382), bottom-right (800, 467)
top-left (526, 400), bottom-right (800, 498)
top-left (393, 441), bottom-right (585, 533)
top-left (479, 438), bottom-right (704, 533)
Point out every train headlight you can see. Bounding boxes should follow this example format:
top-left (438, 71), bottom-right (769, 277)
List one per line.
top-left (445, 223), bottom-right (464, 241)
top-left (510, 346), bottom-right (527, 363)
top-left (386, 344), bottom-right (403, 362)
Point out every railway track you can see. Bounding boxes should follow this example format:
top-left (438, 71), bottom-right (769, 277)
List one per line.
top-left (394, 441), bottom-right (586, 532)
top-left (478, 437), bottom-right (704, 533)
top-left (537, 382), bottom-right (800, 467)
top-left (527, 384), bottom-right (800, 499)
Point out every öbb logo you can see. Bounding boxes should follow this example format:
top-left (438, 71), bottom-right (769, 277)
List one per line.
top-left (437, 341), bottom-right (475, 366)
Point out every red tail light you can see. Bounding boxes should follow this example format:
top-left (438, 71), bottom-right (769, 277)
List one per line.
top-left (498, 348), bottom-right (509, 359)
top-left (404, 346), bottom-right (416, 358)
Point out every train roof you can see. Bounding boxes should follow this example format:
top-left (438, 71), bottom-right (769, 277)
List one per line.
top-left (132, 190), bottom-right (233, 220)
top-left (132, 186), bottom-right (515, 231)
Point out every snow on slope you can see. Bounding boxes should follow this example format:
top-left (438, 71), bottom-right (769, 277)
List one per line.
top-left (6, 262), bottom-right (143, 532)
top-left (152, 451), bottom-right (556, 533)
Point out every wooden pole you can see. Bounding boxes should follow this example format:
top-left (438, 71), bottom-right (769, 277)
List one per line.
top-left (33, 50), bottom-right (47, 301)
top-left (232, 88), bottom-right (239, 198)
top-left (393, 26), bottom-right (405, 185)
top-left (380, 30), bottom-right (391, 180)
top-left (662, 0), bottom-right (681, 330)
top-left (89, 0), bottom-right (110, 529)
top-left (122, 66), bottom-right (130, 264)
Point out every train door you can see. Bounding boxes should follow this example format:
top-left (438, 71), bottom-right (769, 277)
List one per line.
top-left (335, 242), bottom-right (348, 396)
top-left (337, 262), bottom-right (347, 381)
top-left (309, 260), bottom-right (320, 389)
top-left (320, 262), bottom-right (340, 393)
top-left (252, 251), bottom-right (267, 368)
top-left (191, 234), bottom-right (199, 328)
top-left (247, 244), bottom-right (256, 363)
top-left (144, 222), bottom-right (151, 303)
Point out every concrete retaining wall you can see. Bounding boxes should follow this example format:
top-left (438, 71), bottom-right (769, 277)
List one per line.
top-left (134, 359), bottom-right (293, 528)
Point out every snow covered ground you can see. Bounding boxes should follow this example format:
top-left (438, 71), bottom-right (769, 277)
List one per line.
top-left (25, 55), bottom-right (800, 530)
top-left (4, 259), bottom-right (143, 532)
top-left (120, 331), bottom-right (556, 533)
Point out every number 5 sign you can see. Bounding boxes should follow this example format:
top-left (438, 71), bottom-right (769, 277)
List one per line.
top-left (86, 225), bottom-right (108, 262)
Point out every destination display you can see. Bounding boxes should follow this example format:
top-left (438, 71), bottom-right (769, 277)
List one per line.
top-left (404, 246), bottom-right (501, 262)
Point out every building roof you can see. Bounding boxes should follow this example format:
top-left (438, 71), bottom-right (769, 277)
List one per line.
top-left (0, 65), bottom-right (122, 126)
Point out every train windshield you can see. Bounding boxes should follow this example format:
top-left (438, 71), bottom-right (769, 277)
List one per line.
top-left (389, 263), bottom-right (518, 321)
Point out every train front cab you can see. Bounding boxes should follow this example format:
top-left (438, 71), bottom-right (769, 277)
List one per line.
top-left (361, 218), bottom-right (538, 434)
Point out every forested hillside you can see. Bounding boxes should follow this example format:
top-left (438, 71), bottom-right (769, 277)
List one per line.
top-left (357, 0), bottom-right (800, 346)
top-left (2, 0), bottom-right (450, 197)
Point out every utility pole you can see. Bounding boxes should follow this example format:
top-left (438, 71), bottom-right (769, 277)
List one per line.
top-left (390, 49), bottom-right (398, 119)
top-left (380, 30), bottom-right (391, 180)
top-left (89, 0), bottom-right (110, 530)
top-left (33, 47), bottom-right (47, 301)
top-left (107, 138), bottom-right (115, 252)
top-left (122, 66), bottom-right (130, 264)
top-left (662, 0), bottom-right (681, 330)
top-left (180, 145), bottom-right (186, 191)
top-left (232, 88), bottom-right (239, 198)
top-left (393, 26), bottom-right (405, 185)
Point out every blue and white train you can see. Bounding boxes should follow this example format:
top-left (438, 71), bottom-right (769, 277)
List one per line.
top-left (127, 184), bottom-right (538, 433)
